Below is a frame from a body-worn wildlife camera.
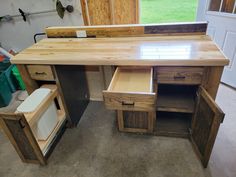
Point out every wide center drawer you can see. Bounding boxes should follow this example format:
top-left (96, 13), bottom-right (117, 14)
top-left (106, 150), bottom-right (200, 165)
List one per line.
top-left (103, 67), bottom-right (156, 111)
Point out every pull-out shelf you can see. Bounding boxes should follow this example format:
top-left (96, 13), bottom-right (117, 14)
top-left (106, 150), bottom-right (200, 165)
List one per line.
top-left (0, 85), bottom-right (66, 165)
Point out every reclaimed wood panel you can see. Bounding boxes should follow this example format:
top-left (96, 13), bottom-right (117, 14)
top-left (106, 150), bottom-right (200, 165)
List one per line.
top-left (191, 87), bottom-right (224, 167)
top-left (117, 110), bottom-right (155, 133)
top-left (145, 23), bottom-right (207, 34)
top-left (123, 111), bottom-right (148, 129)
top-left (0, 113), bottom-right (46, 165)
top-left (45, 22), bottom-right (207, 38)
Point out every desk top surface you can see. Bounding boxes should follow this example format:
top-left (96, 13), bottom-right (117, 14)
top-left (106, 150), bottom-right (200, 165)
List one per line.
top-left (11, 35), bottom-right (229, 66)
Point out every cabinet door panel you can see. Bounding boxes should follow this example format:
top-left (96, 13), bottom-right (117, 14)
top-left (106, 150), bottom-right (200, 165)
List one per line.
top-left (0, 113), bottom-right (45, 165)
top-left (191, 86), bottom-right (224, 167)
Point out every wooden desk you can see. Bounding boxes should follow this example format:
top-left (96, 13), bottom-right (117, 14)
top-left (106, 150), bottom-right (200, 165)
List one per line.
top-left (2, 22), bottom-right (229, 167)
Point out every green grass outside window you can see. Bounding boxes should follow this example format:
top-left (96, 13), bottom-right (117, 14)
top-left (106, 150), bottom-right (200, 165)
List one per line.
top-left (141, 0), bottom-right (198, 24)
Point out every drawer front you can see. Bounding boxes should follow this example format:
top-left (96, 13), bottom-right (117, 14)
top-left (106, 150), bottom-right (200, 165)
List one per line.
top-left (103, 91), bottom-right (156, 111)
top-left (156, 67), bottom-right (204, 84)
top-left (27, 65), bottom-right (54, 81)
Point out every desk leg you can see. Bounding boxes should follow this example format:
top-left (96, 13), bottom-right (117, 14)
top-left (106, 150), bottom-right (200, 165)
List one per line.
top-left (54, 65), bottom-right (89, 126)
top-left (202, 66), bottom-right (224, 100)
top-left (16, 64), bottom-right (38, 94)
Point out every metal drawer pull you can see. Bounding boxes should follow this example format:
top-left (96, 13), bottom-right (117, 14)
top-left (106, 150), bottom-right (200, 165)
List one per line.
top-left (122, 101), bottom-right (135, 106)
top-left (35, 72), bottom-right (47, 75)
top-left (173, 75), bottom-right (186, 80)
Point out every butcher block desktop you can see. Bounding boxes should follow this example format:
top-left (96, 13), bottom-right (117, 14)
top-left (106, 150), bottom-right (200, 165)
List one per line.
top-left (1, 22), bottom-right (229, 167)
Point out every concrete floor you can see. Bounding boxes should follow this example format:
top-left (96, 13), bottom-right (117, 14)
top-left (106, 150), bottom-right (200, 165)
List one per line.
top-left (0, 84), bottom-right (235, 177)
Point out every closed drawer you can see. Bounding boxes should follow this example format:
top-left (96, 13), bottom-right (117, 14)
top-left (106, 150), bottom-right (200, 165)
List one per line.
top-left (27, 65), bottom-right (54, 81)
top-left (103, 67), bottom-right (156, 111)
top-left (156, 67), bottom-right (204, 84)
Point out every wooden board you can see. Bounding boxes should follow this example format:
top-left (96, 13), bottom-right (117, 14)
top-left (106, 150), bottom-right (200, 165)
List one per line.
top-left (86, 0), bottom-right (112, 25)
top-left (113, 0), bottom-right (139, 24)
top-left (45, 22), bottom-right (207, 38)
top-left (11, 35), bottom-right (229, 66)
top-left (80, 0), bottom-right (139, 25)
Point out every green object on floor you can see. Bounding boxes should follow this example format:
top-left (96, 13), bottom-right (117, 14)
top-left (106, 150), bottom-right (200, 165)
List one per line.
top-left (4, 65), bottom-right (18, 92)
top-left (0, 60), bottom-right (11, 71)
top-left (0, 72), bottom-right (12, 108)
top-left (12, 65), bottom-right (26, 90)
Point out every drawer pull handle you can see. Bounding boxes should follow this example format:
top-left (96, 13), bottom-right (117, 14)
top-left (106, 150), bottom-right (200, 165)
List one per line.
top-left (122, 101), bottom-right (135, 106)
top-left (173, 75), bottom-right (186, 80)
top-left (35, 72), bottom-right (46, 75)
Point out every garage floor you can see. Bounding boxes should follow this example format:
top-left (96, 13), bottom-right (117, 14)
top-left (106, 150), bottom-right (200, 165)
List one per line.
top-left (0, 84), bottom-right (235, 177)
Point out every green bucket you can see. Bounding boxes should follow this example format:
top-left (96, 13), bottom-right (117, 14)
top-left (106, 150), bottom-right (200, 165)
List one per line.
top-left (0, 72), bottom-right (12, 107)
top-left (12, 65), bottom-right (26, 90)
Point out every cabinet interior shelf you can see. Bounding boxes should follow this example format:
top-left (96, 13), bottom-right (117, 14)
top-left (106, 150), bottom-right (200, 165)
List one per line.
top-left (157, 84), bottom-right (197, 114)
top-left (157, 93), bottom-right (195, 113)
top-left (155, 111), bottom-right (192, 137)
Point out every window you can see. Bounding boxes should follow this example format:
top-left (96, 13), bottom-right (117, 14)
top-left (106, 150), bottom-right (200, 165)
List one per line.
top-left (140, 0), bottom-right (198, 24)
top-left (209, 0), bottom-right (236, 13)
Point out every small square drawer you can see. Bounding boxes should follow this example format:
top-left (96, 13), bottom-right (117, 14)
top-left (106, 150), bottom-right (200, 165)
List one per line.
top-left (103, 67), bottom-right (156, 111)
top-left (156, 67), bottom-right (204, 85)
top-left (27, 65), bottom-right (54, 81)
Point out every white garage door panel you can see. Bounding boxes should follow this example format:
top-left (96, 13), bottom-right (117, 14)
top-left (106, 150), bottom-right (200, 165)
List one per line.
top-left (204, 13), bottom-right (236, 88)
top-left (207, 26), bottom-right (216, 39)
top-left (222, 32), bottom-right (236, 68)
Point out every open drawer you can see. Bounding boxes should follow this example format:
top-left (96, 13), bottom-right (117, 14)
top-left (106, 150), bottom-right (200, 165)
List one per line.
top-left (103, 67), bottom-right (156, 111)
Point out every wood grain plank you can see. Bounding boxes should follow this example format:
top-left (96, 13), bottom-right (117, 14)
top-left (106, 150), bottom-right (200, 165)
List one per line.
top-left (11, 35), bottom-right (229, 66)
top-left (45, 22), bottom-right (207, 38)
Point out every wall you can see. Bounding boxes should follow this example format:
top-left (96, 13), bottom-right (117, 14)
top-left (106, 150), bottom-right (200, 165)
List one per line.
top-left (0, 0), bottom-right (84, 52)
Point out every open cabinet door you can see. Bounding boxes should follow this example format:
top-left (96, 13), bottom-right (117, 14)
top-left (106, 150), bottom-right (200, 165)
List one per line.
top-left (0, 113), bottom-right (46, 165)
top-left (191, 86), bottom-right (224, 168)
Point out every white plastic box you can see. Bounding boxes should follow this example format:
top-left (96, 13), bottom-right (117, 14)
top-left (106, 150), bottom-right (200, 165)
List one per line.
top-left (17, 88), bottom-right (58, 140)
